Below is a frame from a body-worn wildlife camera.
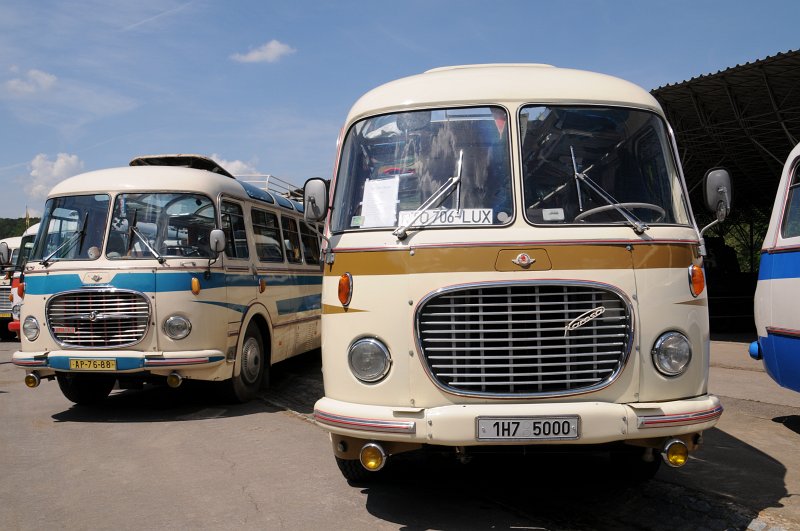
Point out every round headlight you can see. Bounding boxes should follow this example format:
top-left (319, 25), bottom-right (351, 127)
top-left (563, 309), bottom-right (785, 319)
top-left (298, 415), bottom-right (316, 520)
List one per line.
top-left (348, 337), bottom-right (391, 383)
top-left (22, 316), bottom-right (39, 341)
top-left (163, 315), bottom-right (192, 340)
top-left (652, 331), bottom-right (692, 376)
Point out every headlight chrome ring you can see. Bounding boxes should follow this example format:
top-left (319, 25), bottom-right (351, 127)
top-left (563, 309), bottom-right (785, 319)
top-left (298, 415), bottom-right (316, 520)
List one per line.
top-left (348, 337), bottom-right (391, 383)
top-left (652, 331), bottom-right (692, 377)
top-left (163, 315), bottom-right (192, 340)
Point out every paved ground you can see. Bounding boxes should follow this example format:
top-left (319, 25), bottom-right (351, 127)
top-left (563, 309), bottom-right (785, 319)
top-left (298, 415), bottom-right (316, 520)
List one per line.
top-left (1, 334), bottom-right (798, 530)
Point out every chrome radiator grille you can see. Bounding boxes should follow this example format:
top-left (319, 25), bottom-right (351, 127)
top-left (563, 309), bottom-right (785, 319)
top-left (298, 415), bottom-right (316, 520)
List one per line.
top-left (46, 289), bottom-right (150, 348)
top-left (0, 285), bottom-right (11, 312)
top-left (416, 282), bottom-right (632, 397)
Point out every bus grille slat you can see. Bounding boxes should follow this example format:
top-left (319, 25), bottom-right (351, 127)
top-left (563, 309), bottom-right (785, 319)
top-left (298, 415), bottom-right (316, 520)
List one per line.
top-left (416, 283), bottom-right (632, 397)
top-left (0, 285), bottom-right (12, 312)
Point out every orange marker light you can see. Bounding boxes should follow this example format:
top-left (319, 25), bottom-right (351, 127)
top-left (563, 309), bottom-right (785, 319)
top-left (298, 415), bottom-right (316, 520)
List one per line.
top-left (19, 282), bottom-right (24, 299)
top-left (688, 264), bottom-right (705, 297)
top-left (259, 278), bottom-right (267, 293)
top-left (191, 277), bottom-right (201, 295)
top-left (338, 273), bottom-right (353, 306)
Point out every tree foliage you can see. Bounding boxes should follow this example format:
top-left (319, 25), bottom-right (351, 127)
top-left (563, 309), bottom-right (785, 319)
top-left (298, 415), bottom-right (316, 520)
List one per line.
top-left (0, 218), bottom-right (41, 240)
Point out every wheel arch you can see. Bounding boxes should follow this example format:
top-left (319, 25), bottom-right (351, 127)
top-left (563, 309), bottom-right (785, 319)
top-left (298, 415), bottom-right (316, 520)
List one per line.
top-left (234, 303), bottom-right (273, 378)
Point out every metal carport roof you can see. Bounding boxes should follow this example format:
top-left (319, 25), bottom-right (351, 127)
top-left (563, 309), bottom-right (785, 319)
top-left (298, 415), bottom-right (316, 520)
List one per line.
top-left (652, 49), bottom-right (800, 269)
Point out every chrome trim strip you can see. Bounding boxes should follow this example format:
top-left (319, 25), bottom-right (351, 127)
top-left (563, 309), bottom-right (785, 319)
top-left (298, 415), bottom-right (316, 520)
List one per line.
top-left (413, 280), bottom-right (635, 399)
top-left (766, 326), bottom-right (800, 339)
top-left (637, 405), bottom-right (724, 428)
top-left (143, 357), bottom-right (216, 367)
top-left (314, 409), bottom-right (416, 434)
top-left (12, 359), bottom-right (48, 367)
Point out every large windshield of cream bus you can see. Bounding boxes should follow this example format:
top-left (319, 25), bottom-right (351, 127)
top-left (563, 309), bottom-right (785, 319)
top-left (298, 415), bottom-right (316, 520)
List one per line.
top-left (331, 106), bottom-right (513, 233)
top-left (519, 106), bottom-right (690, 227)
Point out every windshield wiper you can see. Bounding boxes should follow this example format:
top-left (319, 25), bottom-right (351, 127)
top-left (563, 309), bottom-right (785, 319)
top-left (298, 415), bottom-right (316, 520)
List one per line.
top-left (42, 212), bottom-right (88, 267)
top-left (126, 209), bottom-right (165, 264)
top-left (393, 150), bottom-right (463, 240)
top-left (570, 146), bottom-right (649, 234)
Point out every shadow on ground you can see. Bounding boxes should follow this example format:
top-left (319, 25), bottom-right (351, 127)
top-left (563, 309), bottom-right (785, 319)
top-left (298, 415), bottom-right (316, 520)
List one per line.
top-left (50, 350), bottom-right (323, 423)
top-left (354, 429), bottom-right (782, 530)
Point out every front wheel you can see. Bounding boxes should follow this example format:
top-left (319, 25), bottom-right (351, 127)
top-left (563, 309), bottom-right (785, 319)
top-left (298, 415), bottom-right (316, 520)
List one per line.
top-left (335, 456), bottom-right (382, 483)
top-left (56, 373), bottom-right (116, 405)
top-left (230, 321), bottom-right (267, 402)
top-left (610, 446), bottom-right (662, 483)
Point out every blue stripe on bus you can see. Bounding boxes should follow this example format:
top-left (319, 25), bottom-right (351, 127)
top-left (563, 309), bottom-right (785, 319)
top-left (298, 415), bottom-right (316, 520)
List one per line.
top-left (276, 294), bottom-right (322, 315)
top-left (25, 271), bottom-right (322, 295)
top-left (195, 300), bottom-right (250, 313)
top-left (263, 274), bottom-right (323, 287)
top-left (758, 250), bottom-right (800, 281)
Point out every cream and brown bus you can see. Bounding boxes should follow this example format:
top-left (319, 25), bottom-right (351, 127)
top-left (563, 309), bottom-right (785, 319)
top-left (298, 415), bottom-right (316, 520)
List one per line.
top-left (304, 64), bottom-right (732, 481)
top-left (13, 155), bottom-right (321, 404)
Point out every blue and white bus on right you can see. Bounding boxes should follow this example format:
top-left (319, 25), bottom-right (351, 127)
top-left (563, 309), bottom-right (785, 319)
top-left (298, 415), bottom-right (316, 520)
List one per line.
top-left (751, 142), bottom-right (800, 392)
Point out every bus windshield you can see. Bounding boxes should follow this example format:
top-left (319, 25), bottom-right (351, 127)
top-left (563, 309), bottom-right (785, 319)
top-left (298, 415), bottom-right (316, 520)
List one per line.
top-left (31, 194), bottom-right (110, 262)
top-left (107, 193), bottom-right (217, 260)
top-left (520, 106), bottom-right (690, 226)
top-left (331, 106), bottom-right (513, 233)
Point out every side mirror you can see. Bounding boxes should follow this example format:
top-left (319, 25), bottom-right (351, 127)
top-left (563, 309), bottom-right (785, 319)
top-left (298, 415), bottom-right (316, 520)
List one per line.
top-left (209, 229), bottom-right (226, 255)
top-left (703, 168), bottom-right (732, 223)
top-left (304, 178), bottom-right (329, 223)
top-left (0, 242), bottom-right (9, 266)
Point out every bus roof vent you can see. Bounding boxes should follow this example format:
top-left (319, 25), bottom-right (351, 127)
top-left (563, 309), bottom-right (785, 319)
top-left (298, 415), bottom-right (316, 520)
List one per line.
top-left (129, 154), bottom-right (234, 178)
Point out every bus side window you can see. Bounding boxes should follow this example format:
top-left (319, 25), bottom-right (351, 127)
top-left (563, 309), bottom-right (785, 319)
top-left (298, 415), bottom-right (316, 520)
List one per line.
top-left (221, 201), bottom-right (249, 259)
top-left (300, 222), bottom-right (321, 265)
top-left (252, 208), bottom-right (283, 262)
top-left (782, 166), bottom-right (800, 239)
top-left (281, 216), bottom-right (303, 264)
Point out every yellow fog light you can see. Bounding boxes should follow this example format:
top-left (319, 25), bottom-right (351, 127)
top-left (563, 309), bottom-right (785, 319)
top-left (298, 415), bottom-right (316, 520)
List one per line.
top-left (166, 372), bottom-right (183, 388)
top-left (24, 372), bottom-right (41, 388)
top-left (662, 439), bottom-right (689, 467)
top-left (359, 443), bottom-right (386, 472)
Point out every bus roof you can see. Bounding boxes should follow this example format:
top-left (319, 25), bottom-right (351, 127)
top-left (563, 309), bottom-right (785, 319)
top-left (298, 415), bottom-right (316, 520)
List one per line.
top-left (346, 64), bottom-right (663, 123)
top-left (46, 166), bottom-right (304, 213)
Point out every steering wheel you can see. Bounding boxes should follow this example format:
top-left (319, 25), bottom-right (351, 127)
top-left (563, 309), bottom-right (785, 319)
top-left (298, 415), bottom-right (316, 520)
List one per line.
top-left (573, 202), bottom-right (666, 223)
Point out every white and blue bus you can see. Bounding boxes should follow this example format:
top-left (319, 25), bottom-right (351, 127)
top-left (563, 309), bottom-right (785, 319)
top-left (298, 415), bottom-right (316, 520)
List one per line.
top-left (751, 142), bottom-right (800, 391)
top-left (13, 155), bottom-right (322, 404)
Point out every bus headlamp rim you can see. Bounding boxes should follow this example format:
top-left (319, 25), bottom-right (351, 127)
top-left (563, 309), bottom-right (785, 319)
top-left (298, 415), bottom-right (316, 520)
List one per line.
top-left (163, 315), bottom-right (192, 340)
top-left (22, 316), bottom-right (40, 341)
top-left (348, 337), bottom-right (392, 383)
top-left (651, 331), bottom-right (692, 377)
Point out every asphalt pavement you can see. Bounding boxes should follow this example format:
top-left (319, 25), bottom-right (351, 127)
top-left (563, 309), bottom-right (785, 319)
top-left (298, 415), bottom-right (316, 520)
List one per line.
top-left (1, 334), bottom-right (799, 530)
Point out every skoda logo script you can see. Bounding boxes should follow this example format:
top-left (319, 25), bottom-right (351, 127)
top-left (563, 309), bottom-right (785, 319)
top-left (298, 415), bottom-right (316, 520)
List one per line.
top-left (89, 310), bottom-right (98, 322)
top-left (565, 306), bottom-right (606, 336)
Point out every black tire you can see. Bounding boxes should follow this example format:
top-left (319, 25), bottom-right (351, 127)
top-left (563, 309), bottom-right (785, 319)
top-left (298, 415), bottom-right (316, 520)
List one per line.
top-left (56, 373), bottom-right (116, 405)
top-left (230, 320), bottom-right (267, 402)
top-left (335, 456), bottom-right (380, 483)
top-left (0, 322), bottom-right (16, 341)
top-left (610, 446), bottom-right (662, 483)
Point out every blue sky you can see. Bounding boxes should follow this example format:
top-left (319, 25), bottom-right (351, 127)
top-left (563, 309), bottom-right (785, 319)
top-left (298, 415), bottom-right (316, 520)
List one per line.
top-left (0, 0), bottom-right (796, 218)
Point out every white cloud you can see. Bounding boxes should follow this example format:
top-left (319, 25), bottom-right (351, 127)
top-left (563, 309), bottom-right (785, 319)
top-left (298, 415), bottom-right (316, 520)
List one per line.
top-left (231, 40), bottom-right (296, 63)
top-left (26, 153), bottom-right (84, 200)
top-left (210, 153), bottom-right (258, 176)
top-left (5, 69), bottom-right (57, 95)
